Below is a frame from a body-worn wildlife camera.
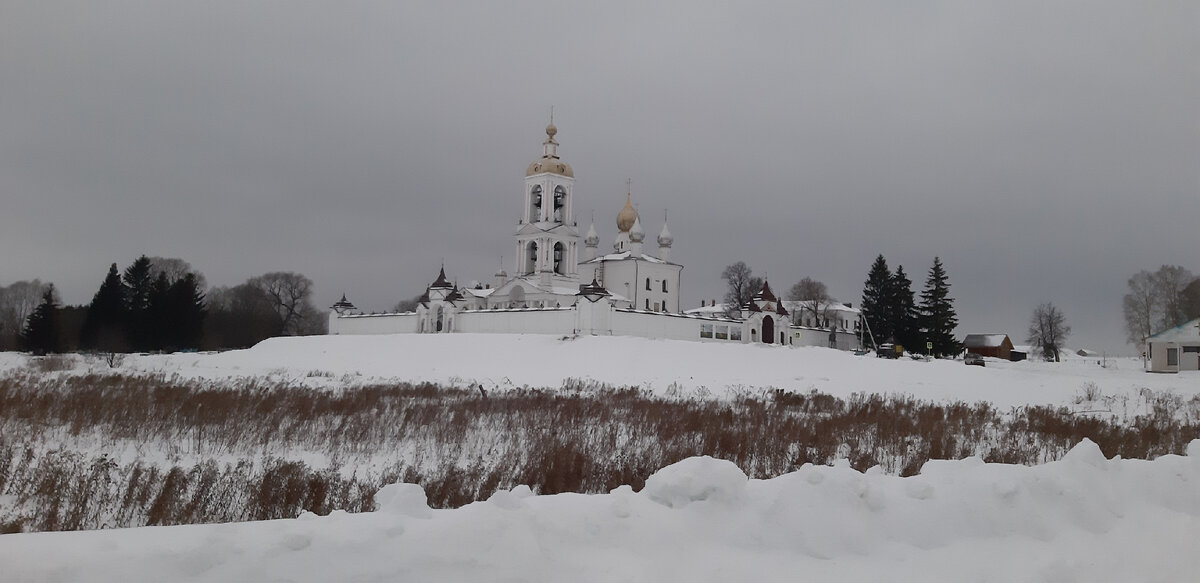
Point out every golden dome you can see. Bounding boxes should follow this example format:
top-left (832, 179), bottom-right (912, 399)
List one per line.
top-left (617, 194), bottom-right (638, 233)
top-left (526, 123), bottom-right (573, 177)
top-left (526, 157), bottom-right (574, 177)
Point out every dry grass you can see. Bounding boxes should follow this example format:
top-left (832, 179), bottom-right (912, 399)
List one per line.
top-left (0, 371), bottom-right (1196, 533)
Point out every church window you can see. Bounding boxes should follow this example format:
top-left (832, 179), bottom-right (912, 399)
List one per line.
top-left (530, 186), bottom-right (543, 222)
top-left (662, 280), bottom-right (668, 292)
top-left (645, 278), bottom-right (651, 291)
top-left (645, 298), bottom-right (650, 310)
top-left (553, 186), bottom-right (566, 222)
top-left (553, 242), bottom-right (565, 274)
top-left (525, 241), bottom-right (538, 274)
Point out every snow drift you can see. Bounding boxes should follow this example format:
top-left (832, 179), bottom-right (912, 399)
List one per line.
top-left (4, 439), bottom-right (1198, 582)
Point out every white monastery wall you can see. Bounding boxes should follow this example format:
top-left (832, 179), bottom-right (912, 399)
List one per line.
top-left (330, 313), bottom-right (419, 335)
top-left (791, 327), bottom-right (860, 350)
top-left (457, 308), bottom-right (575, 335)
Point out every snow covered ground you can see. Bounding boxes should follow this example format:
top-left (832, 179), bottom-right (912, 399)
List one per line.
top-left (6, 333), bottom-right (1195, 412)
top-left (2, 334), bottom-right (1198, 580)
top-left (2, 439), bottom-right (1198, 582)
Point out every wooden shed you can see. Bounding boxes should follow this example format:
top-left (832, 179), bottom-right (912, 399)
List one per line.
top-left (962, 334), bottom-right (1014, 360)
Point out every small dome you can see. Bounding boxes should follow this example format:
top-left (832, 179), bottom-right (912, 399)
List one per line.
top-left (630, 216), bottom-right (645, 243)
top-left (617, 195), bottom-right (638, 232)
top-left (657, 222), bottom-right (673, 247)
top-left (584, 222), bottom-right (599, 246)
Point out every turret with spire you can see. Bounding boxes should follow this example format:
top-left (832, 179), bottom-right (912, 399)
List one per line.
top-left (657, 210), bottom-right (673, 262)
top-left (629, 216), bottom-right (645, 258)
top-left (584, 221), bottom-right (599, 260)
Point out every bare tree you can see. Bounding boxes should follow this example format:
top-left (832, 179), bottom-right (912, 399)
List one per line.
top-left (1153, 265), bottom-right (1193, 330)
top-left (1184, 279), bottom-right (1200, 322)
top-left (0, 280), bottom-right (51, 350)
top-left (1123, 265), bottom-right (1197, 348)
top-left (394, 295), bottom-right (422, 313)
top-left (721, 261), bottom-right (758, 317)
top-left (1123, 270), bottom-right (1157, 346)
top-left (1028, 302), bottom-right (1071, 362)
top-left (247, 272), bottom-right (316, 335)
top-left (147, 257), bottom-right (207, 290)
top-left (787, 277), bottom-right (833, 327)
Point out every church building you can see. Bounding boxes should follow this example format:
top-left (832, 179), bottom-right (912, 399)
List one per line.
top-left (328, 122), bottom-right (859, 348)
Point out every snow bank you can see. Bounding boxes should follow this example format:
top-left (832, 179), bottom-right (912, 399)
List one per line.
top-left (3, 439), bottom-right (1198, 582)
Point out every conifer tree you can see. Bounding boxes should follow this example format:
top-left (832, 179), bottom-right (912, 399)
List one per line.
top-left (146, 272), bottom-right (172, 350)
top-left (919, 257), bottom-right (959, 357)
top-left (20, 285), bottom-right (61, 355)
top-left (890, 265), bottom-right (922, 353)
top-left (860, 255), bottom-right (892, 348)
top-left (122, 256), bottom-right (154, 350)
top-left (167, 273), bottom-right (206, 350)
top-left (80, 263), bottom-right (128, 351)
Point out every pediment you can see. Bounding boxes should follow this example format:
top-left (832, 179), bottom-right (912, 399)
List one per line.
top-left (515, 223), bottom-right (545, 236)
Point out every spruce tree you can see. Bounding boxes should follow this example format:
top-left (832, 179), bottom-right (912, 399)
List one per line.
top-left (919, 257), bottom-right (960, 357)
top-left (860, 255), bottom-right (892, 348)
top-left (80, 263), bottom-right (128, 351)
top-left (123, 256), bottom-right (154, 350)
top-left (20, 285), bottom-right (61, 355)
top-left (146, 272), bottom-right (172, 351)
top-left (166, 273), bottom-right (206, 350)
top-left (891, 265), bottom-right (922, 353)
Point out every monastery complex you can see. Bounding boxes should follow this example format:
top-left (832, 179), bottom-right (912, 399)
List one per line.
top-left (329, 123), bottom-right (861, 349)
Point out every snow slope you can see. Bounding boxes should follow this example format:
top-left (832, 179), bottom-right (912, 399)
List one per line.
top-left (3, 439), bottom-right (1197, 582)
top-left (8, 333), bottom-right (1193, 411)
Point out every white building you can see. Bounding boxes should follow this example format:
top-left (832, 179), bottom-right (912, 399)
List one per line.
top-left (328, 122), bottom-right (861, 348)
top-left (1146, 318), bottom-right (1200, 373)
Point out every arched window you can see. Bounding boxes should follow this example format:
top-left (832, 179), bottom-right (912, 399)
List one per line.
top-left (553, 185), bottom-right (566, 222)
top-left (529, 186), bottom-right (543, 222)
top-left (528, 239), bottom-right (542, 274)
top-left (662, 280), bottom-right (668, 292)
top-left (645, 277), bottom-right (651, 291)
top-left (553, 242), bottom-right (565, 274)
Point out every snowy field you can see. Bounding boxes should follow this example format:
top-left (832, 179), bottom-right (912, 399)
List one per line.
top-left (5, 333), bottom-right (1197, 412)
top-left (2, 334), bottom-right (1199, 581)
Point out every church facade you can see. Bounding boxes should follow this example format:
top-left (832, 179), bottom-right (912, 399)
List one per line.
top-left (328, 123), bottom-right (857, 348)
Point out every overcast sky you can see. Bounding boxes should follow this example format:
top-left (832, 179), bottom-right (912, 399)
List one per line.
top-left (2, 1), bottom-right (1196, 354)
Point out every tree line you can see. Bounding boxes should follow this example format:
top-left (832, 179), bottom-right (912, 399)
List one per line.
top-left (860, 255), bottom-right (959, 357)
top-left (1, 256), bottom-right (325, 355)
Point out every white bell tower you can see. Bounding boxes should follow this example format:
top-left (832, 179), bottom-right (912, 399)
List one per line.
top-left (516, 120), bottom-right (580, 288)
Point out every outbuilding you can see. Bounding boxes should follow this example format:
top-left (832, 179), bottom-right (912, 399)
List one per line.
top-left (962, 334), bottom-right (1014, 361)
top-left (1146, 318), bottom-right (1200, 373)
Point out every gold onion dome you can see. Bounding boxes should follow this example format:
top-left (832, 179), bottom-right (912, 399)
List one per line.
top-left (526, 123), bottom-right (574, 177)
top-left (617, 194), bottom-right (638, 232)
